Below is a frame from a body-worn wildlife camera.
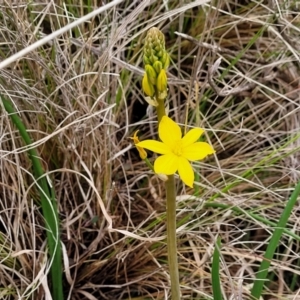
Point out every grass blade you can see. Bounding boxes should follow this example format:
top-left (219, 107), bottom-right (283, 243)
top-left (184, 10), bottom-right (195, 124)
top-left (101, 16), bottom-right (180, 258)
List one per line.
top-left (212, 237), bottom-right (223, 300)
top-left (250, 181), bottom-right (300, 299)
top-left (1, 96), bottom-right (63, 300)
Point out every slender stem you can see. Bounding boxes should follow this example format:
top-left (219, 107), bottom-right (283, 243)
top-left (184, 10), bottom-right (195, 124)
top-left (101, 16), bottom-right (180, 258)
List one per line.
top-left (1, 96), bottom-right (63, 300)
top-left (166, 174), bottom-right (180, 300)
top-left (144, 158), bottom-right (154, 172)
top-left (156, 98), bottom-right (166, 123)
top-left (155, 94), bottom-right (180, 299)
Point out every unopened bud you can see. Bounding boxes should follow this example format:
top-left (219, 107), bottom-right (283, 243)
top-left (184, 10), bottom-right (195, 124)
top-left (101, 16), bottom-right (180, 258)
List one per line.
top-left (142, 27), bottom-right (169, 101)
top-left (145, 64), bottom-right (157, 85)
top-left (156, 69), bottom-right (167, 93)
top-left (142, 73), bottom-right (155, 97)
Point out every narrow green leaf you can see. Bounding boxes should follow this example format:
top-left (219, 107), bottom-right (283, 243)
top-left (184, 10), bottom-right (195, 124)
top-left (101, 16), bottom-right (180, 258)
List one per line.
top-left (251, 181), bottom-right (300, 299)
top-left (1, 96), bottom-right (63, 300)
top-left (212, 236), bottom-right (223, 300)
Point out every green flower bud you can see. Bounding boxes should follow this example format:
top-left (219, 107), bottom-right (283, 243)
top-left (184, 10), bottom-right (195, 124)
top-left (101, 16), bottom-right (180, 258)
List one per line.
top-left (142, 27), bottom-right (169, 101)
top-left (153, 61), bottom-right (162, 75)
top-left (157, 69), bottom-right (167, 93)
top-left (142, 73), bottom-right (155, 97)
top-left (143, 56), bottom-right (151, 65)
top-left (143, 27), bottom-right (168, 68)
top-left (145, 64), bottom-right (157, 85)
top-left (162, 53), bottom-right (170, 69)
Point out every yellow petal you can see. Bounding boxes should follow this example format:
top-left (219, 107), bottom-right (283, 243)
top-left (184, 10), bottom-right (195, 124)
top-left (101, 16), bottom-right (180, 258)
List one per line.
top-left (136, 140), bottom-right (171, 154)
top-left (159, 116), bottom-right (182, 148)
top-left (154, 153), bottom-right (178, 175)
top-left (182, 142), bottom-right (215, 161)
top-left (177, 157), bottom-right (194, 188)
top-left (181, 128), bottom-right (204, 147)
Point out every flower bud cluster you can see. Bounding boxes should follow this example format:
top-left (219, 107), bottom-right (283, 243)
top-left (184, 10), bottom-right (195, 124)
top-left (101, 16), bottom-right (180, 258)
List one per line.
top-left (142, 27), bottom-right (169, 100)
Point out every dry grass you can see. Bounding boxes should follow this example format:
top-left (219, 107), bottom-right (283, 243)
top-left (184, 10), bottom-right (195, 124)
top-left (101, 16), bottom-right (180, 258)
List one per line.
top-left (0, 0), bottom-right (300, 299)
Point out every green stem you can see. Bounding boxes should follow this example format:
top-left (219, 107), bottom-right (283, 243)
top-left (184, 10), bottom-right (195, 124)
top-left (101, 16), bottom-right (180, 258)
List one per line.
top-left (144, 157), bottom-right (154, 172)
top-left (156, 98), bottom-right (166, 123)
top-left (166, 174), bottom-right (180, 300)
top-left (154, 92), bottom-right (180, 299)
top-left (1, 96), bottom-right (63, 300)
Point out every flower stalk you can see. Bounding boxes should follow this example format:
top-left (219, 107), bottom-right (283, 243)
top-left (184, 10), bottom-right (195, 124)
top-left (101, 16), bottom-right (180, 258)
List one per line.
top-left (156, 98), bottom-right (166, 123)
top-left (166, 174), bottom-right (180, 300)
top-left (134, 27), bottom-right (215, 299)
top-left (142, 27), bottom-right (181, 299)
top-left (141, 28), bottom-right (180, 299)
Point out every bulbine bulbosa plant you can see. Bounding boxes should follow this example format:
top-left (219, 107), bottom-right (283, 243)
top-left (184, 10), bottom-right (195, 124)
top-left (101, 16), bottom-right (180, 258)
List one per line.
top-left (131, 27), bottom-right (215, 300)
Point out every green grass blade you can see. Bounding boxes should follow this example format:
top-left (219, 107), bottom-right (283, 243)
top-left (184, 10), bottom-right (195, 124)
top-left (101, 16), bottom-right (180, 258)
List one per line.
top-left (250, 181), bottom-right (300, 299)
top-left (212, 237), bottom-right (223, 300)
top-left (1, 96), bottom-right (63, 300)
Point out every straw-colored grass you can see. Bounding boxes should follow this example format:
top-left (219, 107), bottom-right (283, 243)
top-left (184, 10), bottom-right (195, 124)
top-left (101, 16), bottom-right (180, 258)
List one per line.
top-left (0, 0), bottom-right (300, 299)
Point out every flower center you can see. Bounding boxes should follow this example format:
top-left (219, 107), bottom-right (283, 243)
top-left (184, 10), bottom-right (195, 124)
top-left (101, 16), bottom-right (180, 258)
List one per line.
top-left (172, 141), bottom-right (183, 156)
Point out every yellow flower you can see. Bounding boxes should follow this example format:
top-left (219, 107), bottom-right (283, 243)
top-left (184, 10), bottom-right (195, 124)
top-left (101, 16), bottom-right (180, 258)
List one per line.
top-left (136, 116), bottom-right (215, 187)
top-left (130, 130), bottom-right (147, 160)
